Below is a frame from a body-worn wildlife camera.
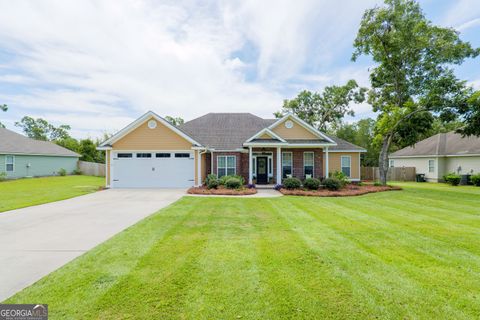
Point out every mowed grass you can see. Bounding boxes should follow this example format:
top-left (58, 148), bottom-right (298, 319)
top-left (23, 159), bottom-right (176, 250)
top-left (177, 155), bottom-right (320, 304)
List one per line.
top-left (5, 183), bottom-right (480, 319)
top-left (0, 175), bottom-right (104, 212)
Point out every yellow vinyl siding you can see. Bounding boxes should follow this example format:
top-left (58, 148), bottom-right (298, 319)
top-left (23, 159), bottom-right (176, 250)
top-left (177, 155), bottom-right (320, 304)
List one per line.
top-left (272, 119), bottom-right (318, 139)
top-left (201, 152), bottom-right (207, 183)
top-left (259, 133), bottom-right (274, 139)
top-left (325, 152), bottom-right (360, 179)
top-left (112, 117), bottom-right (193, 150)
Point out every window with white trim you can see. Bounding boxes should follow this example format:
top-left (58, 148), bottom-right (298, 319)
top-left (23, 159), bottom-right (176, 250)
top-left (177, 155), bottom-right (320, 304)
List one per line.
top-left (428, 159), bottom-right (435, 173)
top-left (341, 156), bottom-right (351, 177)
top-left (6, 155), bottom-right (14, 172)
top-left (282, 152), bottom-right (292, 178)
top-left (268, 158), bottom-right (272, 175)
top-left (389, 159), bottom-right (395, 168)
top-left (217, 156), bottom-right (236, 177)
top-left (252, 157), bottom-right (256, 176)
top-left (304, 152), bottom-right (314, 177)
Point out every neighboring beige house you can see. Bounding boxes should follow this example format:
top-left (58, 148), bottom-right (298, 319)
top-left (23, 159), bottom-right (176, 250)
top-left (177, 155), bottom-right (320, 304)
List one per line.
top-left (389, 132), bottom-right (480, 182)
top-left (98, 111), bottom-right (365, 188)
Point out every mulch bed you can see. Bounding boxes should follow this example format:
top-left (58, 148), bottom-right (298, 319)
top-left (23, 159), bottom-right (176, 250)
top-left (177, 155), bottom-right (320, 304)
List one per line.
top-left (187, 186), bottom-right (257, 196)
top-left (279, 184), bottom-right (402, 197)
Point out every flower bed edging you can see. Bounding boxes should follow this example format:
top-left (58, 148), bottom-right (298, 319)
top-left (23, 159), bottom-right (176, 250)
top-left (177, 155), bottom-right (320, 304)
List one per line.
top-left (279, 184), bottom-right (401, 197)
top-left (187, 186), bottom-right (257, 196)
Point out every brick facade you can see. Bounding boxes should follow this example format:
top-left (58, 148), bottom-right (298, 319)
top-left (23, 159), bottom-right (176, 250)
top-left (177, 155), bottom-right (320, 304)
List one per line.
top-left (202, 148), bottom-right (324, 185)
top-left (282, 148), bottom-right (323, 180)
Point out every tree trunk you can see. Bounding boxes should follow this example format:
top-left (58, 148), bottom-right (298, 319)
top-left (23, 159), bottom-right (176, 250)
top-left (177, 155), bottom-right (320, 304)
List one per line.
top-left (378, 135), bottom-right (392, 186)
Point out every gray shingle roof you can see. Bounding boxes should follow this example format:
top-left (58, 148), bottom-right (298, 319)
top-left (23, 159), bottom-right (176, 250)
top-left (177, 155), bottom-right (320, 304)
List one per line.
top-left (390, 132), bottom-right (480, 157)
top-left (0, 128), bottom-right (79, 157)
top-left (179, 113), bottom-right (365, 151)
top-left (179, 113), bottom-right (275, 150)
top-left (324, 135), bottom-right (366, 151)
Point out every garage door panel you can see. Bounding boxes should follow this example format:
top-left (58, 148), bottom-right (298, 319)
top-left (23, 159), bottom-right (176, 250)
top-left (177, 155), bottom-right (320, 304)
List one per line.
top-left (112, 153), bottom-right (194, 188)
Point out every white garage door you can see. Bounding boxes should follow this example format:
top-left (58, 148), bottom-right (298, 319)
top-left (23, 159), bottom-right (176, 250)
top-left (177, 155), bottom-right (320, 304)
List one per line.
top-left (112, 152), bottom-right (195, 188)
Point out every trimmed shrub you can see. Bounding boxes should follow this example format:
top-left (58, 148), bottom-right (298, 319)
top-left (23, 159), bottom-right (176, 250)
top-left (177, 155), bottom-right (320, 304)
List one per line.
top-left (331, 170), bottom-right (349, 186)
top-left (283, 177), bottom-right (302, 190)
top-left (443, 173), bottom-right (461, 186)
top-left (0, 172), bottom-right (6, 182)
top-left (373, 181), bottom-right (382, 186)
top-left (219, 175), bottom-right (245, 186)
top-left (205, 174), bottom-right (217, 185)
top-left (471, 174), bottom-right (480, 186)
top-left (323, 177), bottom-right (343, 191)
top-left (206, 174), bottom-right (219, 189)
top-left (304, 178), bottom-right (321, 190)
top-left (225, 177), bottom-right (241, 189)
top-left (58, 168), bottom-right (67, 176)
top-left (72, 169), bottom-right (82, 175)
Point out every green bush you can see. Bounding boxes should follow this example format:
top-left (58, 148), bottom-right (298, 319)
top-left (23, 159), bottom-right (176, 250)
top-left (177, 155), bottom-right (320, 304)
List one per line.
top-left (283, 177), bottom-right (302, 190)
top-left (330, 170), bottom-right (349, 187)
top-left (373, 181), bottom-right (382, 186)
top-left (58, 168), bottom-right (67, 176)
top-left (205, 174), bottom-right (219, 189)
top-left (0, 172), bottom-right (6, 182)
top-left (303, 178), bottom-right (321, 190)
top-left (323, 177), bottom-right (343, 191)
top-left (225, 177), bottom-right (242, 189)
top-left (443, 173), bottom-right (461, 186)
top-left (72, 169), bottom-right (82, 175)
top-left (219, 175), bottom-right (245, 186)
top-left (470, 174), bottom-right (480, 186)
top-left (205, 174), bottom-right (217, 186)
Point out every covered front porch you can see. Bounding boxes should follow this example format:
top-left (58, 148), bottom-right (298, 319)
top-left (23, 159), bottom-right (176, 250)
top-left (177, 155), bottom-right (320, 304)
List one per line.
top-left (245, 144), bottom-right (331, 185)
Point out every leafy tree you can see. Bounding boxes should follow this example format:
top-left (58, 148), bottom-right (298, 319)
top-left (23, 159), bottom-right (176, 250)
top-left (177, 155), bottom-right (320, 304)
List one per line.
top-left (275, 80), bottom-right (367, 131)
top-left (15, 116), bottom-right (71, 141)
top-left (335, 118), bottom-right (380, 166)
top-left (0, 104), bottom-right (7, 128)
top-left (352, 0), bottom-right (479, 185)
top-left (165, 116), bottom-right (185, 126)
top-left (457, 90), bottom-right (480, 136)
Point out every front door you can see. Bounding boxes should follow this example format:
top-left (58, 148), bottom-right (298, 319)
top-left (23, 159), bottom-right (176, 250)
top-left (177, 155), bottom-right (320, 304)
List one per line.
top-left (256, 157), bottom-right (268, 184)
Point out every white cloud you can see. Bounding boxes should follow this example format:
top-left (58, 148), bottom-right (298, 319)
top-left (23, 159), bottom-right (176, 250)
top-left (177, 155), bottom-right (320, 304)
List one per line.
top-left (0, 0), bottom-right (381, 137)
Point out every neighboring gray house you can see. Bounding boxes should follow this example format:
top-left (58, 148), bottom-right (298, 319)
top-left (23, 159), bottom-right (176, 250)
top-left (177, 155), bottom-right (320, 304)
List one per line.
top-left (0, 128), bottom-right (79, 179)
top-left (390, 132), bottom-right (480, 182)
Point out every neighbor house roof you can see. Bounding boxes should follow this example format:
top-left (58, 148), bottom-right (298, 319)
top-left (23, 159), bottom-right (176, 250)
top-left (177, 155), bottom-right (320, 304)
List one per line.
top-left (179, 113), bottom-right (365, 151)
top-left (0, 128), bottom-right (79, 157)
top-left (390, 131), bottom-right (480, 157)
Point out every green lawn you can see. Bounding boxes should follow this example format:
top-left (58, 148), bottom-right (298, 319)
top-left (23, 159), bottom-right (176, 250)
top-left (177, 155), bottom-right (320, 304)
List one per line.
top-left (5, 183), bottom-right (480, 319)
top-left (0, 176), bottom-right (104, 212)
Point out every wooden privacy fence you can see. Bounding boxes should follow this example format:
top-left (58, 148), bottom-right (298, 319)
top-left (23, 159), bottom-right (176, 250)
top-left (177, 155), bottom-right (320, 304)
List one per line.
top-left (78, 160), bottom-right (105, 177)
top-left (361, 166), bottom-right (416, 181)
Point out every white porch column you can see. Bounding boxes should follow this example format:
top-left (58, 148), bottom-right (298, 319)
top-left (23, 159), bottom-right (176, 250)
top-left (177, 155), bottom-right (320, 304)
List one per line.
top-left (325, 147), bottom-right (329, 178)
top-left (276, 147), bottom-right (282, 184)
top-left (248, 147), bottom-right (253, 184)
top-left (197, 151), bottom-right (202, 187)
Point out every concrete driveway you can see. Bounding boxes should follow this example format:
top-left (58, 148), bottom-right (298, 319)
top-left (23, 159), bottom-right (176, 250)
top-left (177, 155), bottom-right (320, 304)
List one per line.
top-left (0, 189), bottom-right (185, 301)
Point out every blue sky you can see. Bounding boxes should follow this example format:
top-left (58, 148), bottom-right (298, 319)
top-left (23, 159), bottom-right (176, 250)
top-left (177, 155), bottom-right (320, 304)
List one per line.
top-left (0, 0), bottom-right (479, 138)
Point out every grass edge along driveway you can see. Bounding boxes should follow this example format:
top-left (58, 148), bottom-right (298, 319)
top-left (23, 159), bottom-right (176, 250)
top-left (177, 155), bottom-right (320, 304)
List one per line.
top-left (0, 175), bottom-right (105, 212)
top-left (5, 182), bottom-right (480, 319)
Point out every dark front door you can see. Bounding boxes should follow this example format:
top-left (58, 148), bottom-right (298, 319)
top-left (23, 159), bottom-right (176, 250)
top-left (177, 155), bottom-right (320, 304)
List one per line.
top-left (256, 157), bottom-right (268, 184)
